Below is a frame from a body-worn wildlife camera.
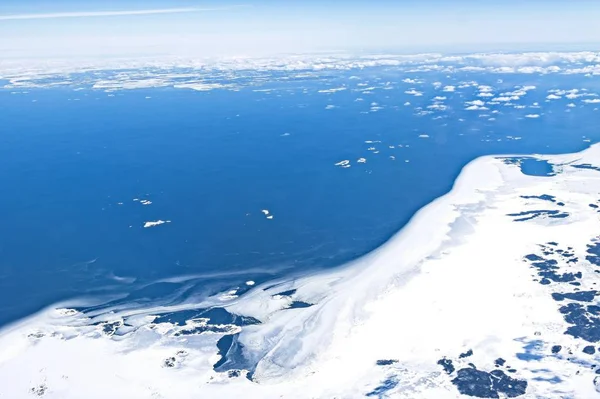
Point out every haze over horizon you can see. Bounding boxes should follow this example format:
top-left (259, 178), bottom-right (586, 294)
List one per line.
top-left (2, 0), bottom-right (600, 59)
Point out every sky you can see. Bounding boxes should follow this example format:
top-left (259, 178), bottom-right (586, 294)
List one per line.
top-left (1, 0), bottom-right (600, 59)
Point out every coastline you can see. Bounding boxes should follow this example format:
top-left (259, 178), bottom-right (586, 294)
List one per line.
top-left (2, 144), bottom-right (600, 398)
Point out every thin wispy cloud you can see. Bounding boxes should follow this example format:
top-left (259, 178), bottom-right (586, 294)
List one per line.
top-left (0, 6), bottom-right (247, 20)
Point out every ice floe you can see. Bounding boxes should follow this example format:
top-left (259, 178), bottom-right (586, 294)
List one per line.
top-left (143, 220), bottom-right (171, 228)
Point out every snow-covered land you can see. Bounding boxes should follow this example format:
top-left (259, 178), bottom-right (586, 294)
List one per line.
top-left (3, 145), bottom-right (600, 398)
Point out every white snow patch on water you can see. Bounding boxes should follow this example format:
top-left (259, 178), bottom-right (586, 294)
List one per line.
top-left (334, 160), bottom-right (350, 168)
top-left (143, 220), bottom-right (171, 228)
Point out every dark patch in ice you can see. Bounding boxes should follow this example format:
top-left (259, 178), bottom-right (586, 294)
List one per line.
top-left (163, 357), bottom-right (176, 368)
top-left (101, 321), bottom-right (122, 336)
top-left (516, 339), bottom-right (544, 362)
top-left (460, 349), bottom-right (474, 359)
top-left (532, 376), bottom-right (562, 384)
top-left (583, 345), bottom-right (596, 355)
top-left (451, 368), bottom-right (527, 398)
top-left (587, 238), bottom-right (600, 266)
top-left (572, 163), bottom-right (600, 172)
top-left (488, 370), bottom-right (528, 397)
top-left (494, 358), bottom-right (506, 367)
top-left (523, 243), bottom-right (600, 348)
top-left (27, 331), bottom-right (44, 339)
top-left (438, 358), bottom-right (455, 374)
top-left (525, 254), bottom-right (544, 261)
top-left (154, 307), bottom-right (260, 327)
top-left (521, 194), bottom-right (556, 201)
top-left (228, 370), bottom-right (242, 378)
top-left (500, 157), bottom-right (521, 166)
top-left (213, 334), bottom-right (234, 370)
top-left (589, 305), bottom-right (600, 315)
top-left (525, 254), bottom-right (581, 285)
top-left (202, 308), bottom-right (261, 325)
top-left (30, 384), bottom-right (48, 397)
top-left (366, 376), bottom-right (399, 397)
top-left (507, 210), bottom-right (569, 222)
top-left (287, 301), bottom-right (313, 309)
top-left (376, 359), bottom-right (398, 366)
top-left (552, 291), bottom-right (598, 302)
top-left (213, 332), bottom-right (254, 378)
top-left (521, 195), bottom-right (562, 205)
top-left (559, 303), bottom-right (600, 342)
top-left (150, 310), bottom-right (199, 325)
top-left (594, 376), bottom-right (600, 392)
top-left (274, 289), bottom-right (297, 297)
top-left (590, 204), bottom-right (599, 209)
top-left (501, 158), bottom-right (519, 165)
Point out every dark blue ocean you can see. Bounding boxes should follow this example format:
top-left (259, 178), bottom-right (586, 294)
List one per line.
top-left (1, 69), bottom-right (598, 327)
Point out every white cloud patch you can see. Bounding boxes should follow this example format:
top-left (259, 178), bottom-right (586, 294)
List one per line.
top-left (466, 100), bottom-right (486, 107)
top-left (318, 87), bottom-right (346, 94)
top-left (0, 6), bottom-right (244, 20)
top-left (5, 52), bottom-right (600, 93)
top-left (404, 89), bottom-right (423, 96)
top-left (427, 104), bottom-right (447, 111)
top-left (465, 105), bottom-right (489, 111)
top-left (402, 78), bottom-right (423, 84)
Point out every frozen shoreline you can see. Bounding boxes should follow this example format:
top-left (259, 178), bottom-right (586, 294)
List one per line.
top-left (2, 145), bottom-right (600, 398)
